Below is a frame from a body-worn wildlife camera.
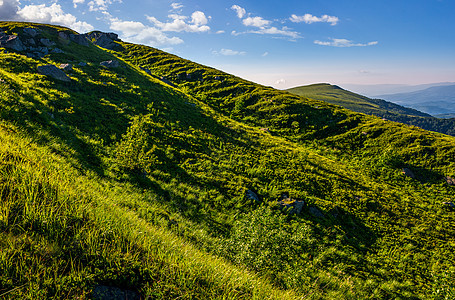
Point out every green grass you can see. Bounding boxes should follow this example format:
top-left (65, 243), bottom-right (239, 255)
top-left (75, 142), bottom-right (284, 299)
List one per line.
top-left (287, 83), bottom-right (455, 136)
top-left (0, 22), bottom-right (454, 299)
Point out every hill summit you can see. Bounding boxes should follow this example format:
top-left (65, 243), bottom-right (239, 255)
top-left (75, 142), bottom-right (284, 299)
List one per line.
top-left (0, 22), bottom-right (454, 299)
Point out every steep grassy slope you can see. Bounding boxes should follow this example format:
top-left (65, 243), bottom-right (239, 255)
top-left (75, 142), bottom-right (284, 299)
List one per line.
top-left (287, 83), bottom-right (455, 136)
top-left (0, 22), bottom-right (454, 299)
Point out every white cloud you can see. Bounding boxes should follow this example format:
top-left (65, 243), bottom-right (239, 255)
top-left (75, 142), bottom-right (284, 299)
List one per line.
top-left (17, 3), bottom-right (94, 32)
top-left (216, 30), bottom-right (225, 34)
top-left (231, 5), bottom-right (246, 19)
top-left (191, 11), bottom-right (208, 26)
top-left (171, 3), bottom-right (183, 10)
top-left (146, 11), bottom-right (210, 33)
top-left (0, 0), bottom-right (19, 20)
top-left (109, 18), bottom-right (183, 46)
top-left (230, 6), bottom-right (300, 40)
top-left (213, 48), bottom-right (246, 56)
top-left (87, 0), bottom-right (121, 12)
top-left (262, 52), bottom-right (269, 57)
top-left (250, 26), bottom-right (300, 39)
top-left (314, 38), bottom-right (378, 47)
top-left (290, 14), bottom-right (339, 26)
top-left (73, 0), bottom-right (85, 8)
top-left (242, 16), bottom-right (271, 28)
top-left (276, 78), bottom-right (286, 84)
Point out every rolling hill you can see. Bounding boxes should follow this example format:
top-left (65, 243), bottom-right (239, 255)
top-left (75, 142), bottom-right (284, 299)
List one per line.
top-left (0, 22), bottom-right (454, 299)
top-left (287, 83), bottom-right (455, 136)
top-left (377, 85), bottom-right (455, 116)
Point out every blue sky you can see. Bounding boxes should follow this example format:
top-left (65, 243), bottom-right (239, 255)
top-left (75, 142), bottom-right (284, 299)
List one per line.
top-left (1, 0), bottom-right (454, 89)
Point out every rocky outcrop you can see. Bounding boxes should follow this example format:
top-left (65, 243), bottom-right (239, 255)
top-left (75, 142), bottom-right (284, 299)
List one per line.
top-left (85, 31), bottom-right (121, 50)
top-left (0, 33), bottom-right (26, 51)
top-left (100, 60), bottom-right (120, 68)
top-left (23, 27), bottom-right (38, 37)
top-left (59, 64), bottom-right (73, 72)
top-left (37, 65), bottom-right (71, 82)
top-left (69, 34), bottom-right (90, 46)
top-left (277, 192), bottom-right (304, 215)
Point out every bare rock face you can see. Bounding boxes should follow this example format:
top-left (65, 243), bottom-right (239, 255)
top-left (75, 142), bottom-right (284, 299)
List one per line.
top-left (37, 65), bottom-right (71, 82)
top-left (40, 38), bottom-right (56, 47)
top-left (23, 27), bottom-right (39, 37)
top-left (0, 34), bottom-right (26, 51)
top-left (69, 34), bottom-right (90, 46)
top-left (85, 31), bottom-right (122, 50)
top-left (100, 60), bottom-right (120, 68)
top-left (402, 168), bottom-right (415, 179)
top-left (59, 63), bottom-right (73, 72)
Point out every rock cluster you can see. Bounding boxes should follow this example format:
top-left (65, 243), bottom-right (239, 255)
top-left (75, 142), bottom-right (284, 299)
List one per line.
top-left (0, 27), bottom-right (93, 58)
top-left (85, 31), bottom-right (121, 50)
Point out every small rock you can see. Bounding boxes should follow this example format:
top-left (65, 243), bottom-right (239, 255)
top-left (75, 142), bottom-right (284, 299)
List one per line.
top-left (92, 285), bottom-right (140, 300)
top-left (58, 31), bottom-right (69, 41)
top-left (445, 176), bottom-right (455, 186)
top-left (37, 65), bottom-right (71, 82)
top-left (140, 66), bottom-right (151, 74)
top-left (245, 189), bottom-right (260, 203)
top-left (443, 202), bottom-right (455, 208)
top-left (51, 48), bottom-right (64, 54)
top-left (59, 64), bottom-right (73, 71)
top-left (78, 62), bottom-right (87, 66)
top-left (40, 38), bottom-right (56, 47)
top-left (260, 128), bottom-right (269, 133)
top-left (26, 38), bottom-right (36, 46)
top-left (402, 168), bottom-right (415, 179)
top-left (100, 60), bottom-right (120, 68)
top-left (23, 28), bottom-right (38, 37)
top-left (308, 206), bottom-right (325, 218)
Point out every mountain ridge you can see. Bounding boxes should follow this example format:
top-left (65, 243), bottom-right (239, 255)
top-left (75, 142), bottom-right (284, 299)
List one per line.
top-left (0, 22), bottom-right (454, 299)
top-left (286, 83), bottom-right (455, 136)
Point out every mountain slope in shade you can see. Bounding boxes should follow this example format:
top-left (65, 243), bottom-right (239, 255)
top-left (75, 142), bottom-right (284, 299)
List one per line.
top-left (287, 83), bottom-right (455, 136)
top-left (376, 85), bottom-right (455, 116)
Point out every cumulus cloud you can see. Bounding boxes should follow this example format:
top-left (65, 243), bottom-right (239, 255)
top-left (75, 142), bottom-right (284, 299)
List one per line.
top-left (314, 38), bottom-right (378, 47)
top-left (242, 16), bottom-right (271, 28)
top-left (146, 11), bottom-right (210, 33)
top-left (230, 5), bottom-right (300, 40)
top-left (231, 5), bottom-right (246, 19)
top-left (276, 79), bottom-right (286, 84)
top-left (0, 0), bottom-right (19, 20)
top-left (87, 0), bottom-right (121, 12)
top-left (73, 0), bottom-right (85, 8)
top-left (262, 52), bottom-right (269, 57)
top-left (17, 3), bottom-right (94, 32)
top-left (290, 14), bottom-right (339, 26)
top-left (212, 48), bottom-right (246, 56)
top-left (109, 18), bottom-right (183, 46)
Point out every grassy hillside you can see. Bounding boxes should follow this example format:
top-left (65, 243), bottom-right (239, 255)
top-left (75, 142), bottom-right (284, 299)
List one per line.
top-left (0, 22), bottom-right (454, 299)
top-left (287, 83), bottom-right (455, 136)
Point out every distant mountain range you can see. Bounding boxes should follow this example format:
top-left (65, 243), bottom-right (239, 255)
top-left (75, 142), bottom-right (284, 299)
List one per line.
top-left (342, 82), bottom-right (455, 97)
top-left (287, 83), bottom-right (455, 136)
top-left (376, 85), bottom-right (455, 116)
